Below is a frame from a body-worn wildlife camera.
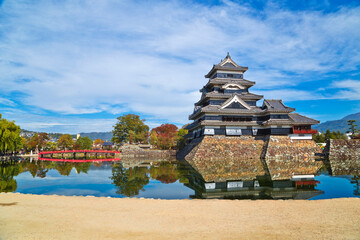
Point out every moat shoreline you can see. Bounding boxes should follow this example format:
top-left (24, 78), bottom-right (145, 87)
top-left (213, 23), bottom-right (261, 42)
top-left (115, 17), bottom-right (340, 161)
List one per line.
top-left (1, 193), bottom-right (359, 240)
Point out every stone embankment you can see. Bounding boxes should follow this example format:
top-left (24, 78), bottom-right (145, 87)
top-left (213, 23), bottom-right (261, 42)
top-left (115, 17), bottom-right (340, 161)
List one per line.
top-left (264, 136), bottom-right (322, 180)
top-left (324, 139), bottom-right (360, 175)
top-left (324, 139), bottom-right (360, 159)
top-left (120, 144), bottom-right (176, 160)
top-left (177, 135), bottom-right (322, 181)
top-left (180, 136), bottom-right (266, 182)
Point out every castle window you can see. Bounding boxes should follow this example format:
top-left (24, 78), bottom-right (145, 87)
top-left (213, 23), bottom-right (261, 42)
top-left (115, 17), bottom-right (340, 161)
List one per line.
top-left (223, 116), bottom-right (252, 122)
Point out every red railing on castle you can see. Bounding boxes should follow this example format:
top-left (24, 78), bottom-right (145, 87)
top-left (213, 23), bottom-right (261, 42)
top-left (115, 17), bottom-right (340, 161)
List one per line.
top-left (292, 129), bottom-right (318, 134)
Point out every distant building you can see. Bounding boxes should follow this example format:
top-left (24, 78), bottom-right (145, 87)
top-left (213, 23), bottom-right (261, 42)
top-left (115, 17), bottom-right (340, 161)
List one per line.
top-left (185, 53), bottom-right (319, 140)
top-left (346, 133), bottom-right (352, 140)
top-left (102, 142), bottom-right (114, 150)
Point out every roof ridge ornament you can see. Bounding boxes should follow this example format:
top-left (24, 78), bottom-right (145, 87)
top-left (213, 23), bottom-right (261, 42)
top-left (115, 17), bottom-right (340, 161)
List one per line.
top-left (204, 53), bottom-right (248, 78)
top-left (218, 52), bottom-right (240, 67)
top-left (220, 94), bottom-right (251, 110)
top-left (221, 83), bottom-right (245, 90)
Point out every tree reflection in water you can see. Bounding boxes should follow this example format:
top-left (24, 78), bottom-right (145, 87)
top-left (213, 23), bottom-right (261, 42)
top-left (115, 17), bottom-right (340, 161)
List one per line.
top-left (352, 175), bottom-right (360, 196)
top-left (55, 163), bottom-right (74, 176)
top-left (74, 162), bottom-right (92, 174)
top-left (0, 163), bottom-right (20, 192)
top-left (150, 162), bottom-right (179, 184)
top-left (14, 161), bottom-right (94, 178)
top-left (111, 163), bottom-right (149, 197)
top-left (110, 160), bottom-right (192, 197)
top-left (1, 158), bottom-right (359, 199)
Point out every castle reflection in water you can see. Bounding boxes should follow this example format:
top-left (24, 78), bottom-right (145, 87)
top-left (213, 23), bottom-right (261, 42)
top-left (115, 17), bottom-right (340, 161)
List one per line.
top-left (0, 157), bottom-right (359, 200)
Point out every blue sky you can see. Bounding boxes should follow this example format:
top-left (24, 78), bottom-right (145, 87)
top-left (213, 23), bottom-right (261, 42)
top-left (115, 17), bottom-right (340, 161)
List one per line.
top-left (0, 0), bottom-right (360, 133)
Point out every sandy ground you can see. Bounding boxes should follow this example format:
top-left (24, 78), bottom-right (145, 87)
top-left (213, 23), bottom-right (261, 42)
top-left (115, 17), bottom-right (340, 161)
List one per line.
top-left (0, 193), bottom-right (359, 240)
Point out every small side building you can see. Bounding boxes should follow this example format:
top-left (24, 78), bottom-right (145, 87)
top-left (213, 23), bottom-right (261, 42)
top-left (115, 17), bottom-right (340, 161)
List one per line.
top-left (102, 142), bottom-right (114, 150)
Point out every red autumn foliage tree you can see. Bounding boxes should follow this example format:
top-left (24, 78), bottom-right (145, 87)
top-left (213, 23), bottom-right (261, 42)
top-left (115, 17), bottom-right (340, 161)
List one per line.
top-left (150, 124), bottom-right (178, 150)
top-left (27, 132), bottom-right (50, 151)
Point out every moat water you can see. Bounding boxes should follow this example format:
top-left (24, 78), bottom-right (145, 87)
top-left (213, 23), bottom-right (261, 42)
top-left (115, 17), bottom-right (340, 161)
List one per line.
top-left (0, 158), bottom-right (359, 200)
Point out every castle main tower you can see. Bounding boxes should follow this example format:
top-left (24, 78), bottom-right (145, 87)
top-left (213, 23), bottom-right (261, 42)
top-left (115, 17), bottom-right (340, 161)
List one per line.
top-left (185, 53), bottom-right (319, 140)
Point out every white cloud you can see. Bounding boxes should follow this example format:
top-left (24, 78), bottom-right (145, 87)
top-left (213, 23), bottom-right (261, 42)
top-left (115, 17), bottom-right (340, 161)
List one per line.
top-left (0, 0), bottom-right (360, 131)
top-left (0, 108), bottom-right (115, 133)
top-left (0, 97), bottom-right (15, 106)
top-left (0, 108), bottom-right (182, 133)
top-left (18, 117), bottom-right (117, 134)
top-left (255, 89), bottom-right (324, 102)
top-left (331, 80), bottom-right (360, 100)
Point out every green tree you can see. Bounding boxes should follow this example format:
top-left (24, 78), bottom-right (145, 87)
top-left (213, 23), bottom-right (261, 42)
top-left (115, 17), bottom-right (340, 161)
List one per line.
top-left (57, 134), bottom-right (74, 150)
top-left (324, 129), bottom-right (333, 140)
top-left (314, 130), bottom-right (347, 143)
top-left (149, 130), bottom-right (158, 147)
top-left (20, 137), bottom-right (28, 152)
top-left (176, 128), bottom-right (188, 150)
top-left (347, 120), bottom-right (359, 138)
top-left (312, 132), bottom-right (325, 143)
top-left (0, 114), bottom-right (22, 153)
top-left (44, 141), bottom-right (57, 151)
top-left (112, 114), bottom-right (149, 144)
top-left (73, 136), bottom-right (93, 150)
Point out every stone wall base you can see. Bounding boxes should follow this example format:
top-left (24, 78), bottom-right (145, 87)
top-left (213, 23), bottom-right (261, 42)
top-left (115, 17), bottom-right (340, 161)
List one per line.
top-left (324, 139), bottom-right (360, 175)
top-left (120, 144), bottom-right (176, 160)
top-left (264, 136), bottom-right (322, 180)
top-left (177, 135), bottom-right (323, 181)
top-left (324, 139), bottom-right (360, 160)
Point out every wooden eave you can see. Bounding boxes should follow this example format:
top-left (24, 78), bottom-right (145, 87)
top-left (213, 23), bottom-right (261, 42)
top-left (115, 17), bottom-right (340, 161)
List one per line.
top-left (261, 119), bottom-right (295, 126)
top-left (195, 92), bottom-right (263, 106)
top-left (205, 78), bottom-right (255, 88)
top-left (200, 120), bottom-right (261, 127)
top-left (291, 122), bottom-right (319, 126)
top-left (263, 108), bottom-right (295, 114)
top-left (184, 121), bottom-right (201, 130)
top-left (205, 65), bottom-right (248, 78)
top-left (189, 106), bottom-right (265, 120)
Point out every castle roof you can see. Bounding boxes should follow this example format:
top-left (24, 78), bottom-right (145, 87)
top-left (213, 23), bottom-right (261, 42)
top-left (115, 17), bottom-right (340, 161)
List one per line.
top-left (262, 99), bottom-right (295, 112)
top-left (205, 53), bottom-right (248, 78)
top-left (195, 92), bottom-right (263, 106)
top-left (289, 113), bottom-right (320, 125)
top-left (262, 113), bottom-right (320, 126)
top-left (189, 104), bottom-right (264, 120)
top-left (204, 78), bottom-right (255, 88)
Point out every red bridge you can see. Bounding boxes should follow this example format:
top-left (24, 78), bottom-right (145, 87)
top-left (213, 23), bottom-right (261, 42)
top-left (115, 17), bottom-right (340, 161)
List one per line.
top-left (38, 150), bottom-right (121, 162)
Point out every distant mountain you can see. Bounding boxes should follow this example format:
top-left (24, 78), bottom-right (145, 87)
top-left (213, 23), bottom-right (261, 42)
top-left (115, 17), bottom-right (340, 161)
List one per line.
top-left (20, 129), bottom-right (113, 141)
top-left (20, 129), bottom-right (76, 140)
top-left (313, 112), bottom-right (360, 133)
top-left (80, 132), bottom-right (113, 141)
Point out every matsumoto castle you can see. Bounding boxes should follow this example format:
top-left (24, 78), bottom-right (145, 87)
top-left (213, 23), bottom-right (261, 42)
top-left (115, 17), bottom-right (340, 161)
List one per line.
top-left (185, 53), bottom-right (319, 140)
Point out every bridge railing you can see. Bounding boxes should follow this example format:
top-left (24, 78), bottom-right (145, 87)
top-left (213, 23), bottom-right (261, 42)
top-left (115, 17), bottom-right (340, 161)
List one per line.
top-left (38, 157), bottom-right (121, 162)
top-left (39, 150), bottom-right (121, 155)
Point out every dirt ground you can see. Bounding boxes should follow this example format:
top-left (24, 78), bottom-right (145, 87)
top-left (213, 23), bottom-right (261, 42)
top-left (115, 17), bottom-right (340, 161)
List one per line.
top-left (0, 193), bottom-right (359, 240)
